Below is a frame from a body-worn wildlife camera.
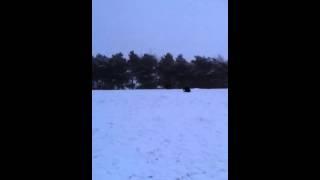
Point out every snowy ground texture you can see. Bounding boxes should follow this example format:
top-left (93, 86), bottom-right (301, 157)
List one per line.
top-left (93, 89), bottom-right (228, 180)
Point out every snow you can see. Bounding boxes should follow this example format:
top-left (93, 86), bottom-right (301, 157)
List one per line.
top-left (93, 89), bottom-right (228, 180)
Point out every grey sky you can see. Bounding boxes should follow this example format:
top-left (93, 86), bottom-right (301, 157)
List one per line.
top-left (93, 0), bottom-right (228, 60)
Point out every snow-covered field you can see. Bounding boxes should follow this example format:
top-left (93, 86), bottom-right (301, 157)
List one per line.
top-left (93, 89), bottom-right (228, 180)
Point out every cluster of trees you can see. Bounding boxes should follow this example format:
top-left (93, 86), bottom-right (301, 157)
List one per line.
top-left (92, 51), bottom-right (228, 89)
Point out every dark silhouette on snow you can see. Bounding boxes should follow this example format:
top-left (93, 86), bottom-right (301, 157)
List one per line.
top-left (183, 87), bottom-right (191, 92)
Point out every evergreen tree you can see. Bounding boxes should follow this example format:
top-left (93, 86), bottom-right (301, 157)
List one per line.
top-left (127, 51), bottom-right (140, 89)
top-left (108, 53), bottom-right (129, 89)
top-left (158, 53), bottom-right (175, 88)
top-left (135, 53), bottom-right (158, 89)
top-left (174, 54), bottom-right (192, 88)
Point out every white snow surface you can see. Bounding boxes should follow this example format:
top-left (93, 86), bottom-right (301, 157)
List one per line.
top-left (93, 89), bottom-right (228, 180)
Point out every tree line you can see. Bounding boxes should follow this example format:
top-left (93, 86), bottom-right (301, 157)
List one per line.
top-left (92, 51), bottom-right (228, 89)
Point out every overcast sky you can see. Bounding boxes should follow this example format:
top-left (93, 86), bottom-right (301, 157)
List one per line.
top-left (93, 0), bottom-right (228, 60)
